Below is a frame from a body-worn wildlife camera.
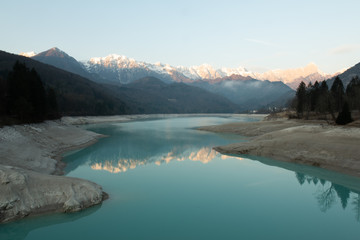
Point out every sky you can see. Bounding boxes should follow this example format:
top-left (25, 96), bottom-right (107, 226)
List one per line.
top-left (1, 0), bottom-right (360, 73)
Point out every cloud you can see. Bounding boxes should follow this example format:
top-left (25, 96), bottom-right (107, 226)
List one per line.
top-left (329, 44), bottom-right (360, 55)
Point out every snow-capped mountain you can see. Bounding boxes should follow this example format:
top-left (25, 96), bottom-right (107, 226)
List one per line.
top-left (257, 63), bottom-right (324, 83)
top-left (19, 51), bottom-right (37, 58)
top-left (252, 63), bottom-right (337, 89)
top-left (83, 54), bottom-right (177, 83)
top-left (22, 47), bottom-right (100, 82)
top-left (21, 48), bottom-right (338, 89)
top-left (83, 54), bottom-right (255, 83)
top-left (19, 47), bottom-right (298, 110)
top-left (83, 54), bottom-right (337, 89)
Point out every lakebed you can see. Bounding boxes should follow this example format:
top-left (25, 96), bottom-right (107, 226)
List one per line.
top-left (199, 118), bottom-right (360, 178)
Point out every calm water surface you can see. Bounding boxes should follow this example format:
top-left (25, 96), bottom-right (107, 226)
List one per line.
top-left (1, 116), bottom-right (360, 240)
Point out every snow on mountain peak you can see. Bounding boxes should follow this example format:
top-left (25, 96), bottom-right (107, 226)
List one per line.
top-left (89, 54), bottom-right (140, 68)
top-left (19, 51), bottom-right (36, 57)
top-left (86, 53), bottom-right (258, 81)
top-left (257, 62), bottom-right (327, 84)
top-left (84, 52), bottom-right (334, 88)
top-left (220, 66), bottom-right (253, 77)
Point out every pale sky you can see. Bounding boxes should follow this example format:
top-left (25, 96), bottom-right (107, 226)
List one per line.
top-left (1, 0), bottom-right (360, 73)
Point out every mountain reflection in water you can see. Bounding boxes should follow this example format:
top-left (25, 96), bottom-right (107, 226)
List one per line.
top-left (90, 147), bottom-right (244, 173)
top-left (63, 117), bottom-right (360, 229)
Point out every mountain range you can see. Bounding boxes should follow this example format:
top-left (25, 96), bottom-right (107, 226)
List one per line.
top-left (82, 53), bottom-right (340, 89)
top-left (14, 47), bottom-right (359, 114)
top-left (0, 50), bottom-right (238, 116)
top-left (19, 48), bottom-right (299, 111)
top-left (21, 48), bottom-right (342, 89)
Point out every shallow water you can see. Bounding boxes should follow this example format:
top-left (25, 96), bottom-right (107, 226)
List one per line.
top-left (1, 116), bottom-right (360, 240)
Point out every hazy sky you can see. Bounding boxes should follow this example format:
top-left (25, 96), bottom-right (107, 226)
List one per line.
top-left (1, 0), bottom-right (360, 73)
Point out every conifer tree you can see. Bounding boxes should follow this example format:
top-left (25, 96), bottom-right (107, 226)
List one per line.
top-left (295, 81), bottom-right (306, 117)
top-left (311, 81), bottom-right (320, 111)
top-left (336, 101), bottom-right (353, 125)
top-left (0, 76), bottom-right (6, 116)
top-left (46, 87), bottom-right (60, 119)
top-left (6, 61), bottom-right (50, 123)
top-left (330, 76), bottom-right (345, 112)
top-left (316, 80), bottom-right (330, 113)
top-left (346, 76), bottom-right (360, 111)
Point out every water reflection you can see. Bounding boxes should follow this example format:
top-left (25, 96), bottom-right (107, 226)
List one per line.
top-left (65, 119), bottom-right (247, 174)
top-left (0, 204), bottom-right (101, 240)
top-left (63, 118), bottom-right (360, 226)
top-left (90, 147), bottom-right (244, 173)
top-left (236, 154), bottom-right (360, 222)
top-left (295, 172), bottom-right (360, 221)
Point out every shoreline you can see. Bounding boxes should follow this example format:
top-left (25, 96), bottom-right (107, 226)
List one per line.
top-left (52, 135), bottom-right (106, 175)
top-left (0, 120), bottom-right (107, 224)
top-left (0, 113), bottom-right (261, 224)
top-left (199, 118), bottom-right (360, 178)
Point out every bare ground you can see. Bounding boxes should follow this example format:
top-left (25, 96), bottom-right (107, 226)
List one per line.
top-left (0, 120), bottom-right (107, 223)
top-left (199, 118), bottom-right (360, 178)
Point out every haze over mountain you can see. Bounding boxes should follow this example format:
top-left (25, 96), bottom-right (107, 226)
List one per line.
top-left (2, 50), bottom-right (241, 116)
top-left (113, 77), bottom-right (240, 113)
top-left (190, 78), bottom-right (294, 110)
top-left (22, 48), bottom-right (341, 89)
top-left (20, 47), bottom-right (297, 111)
top-left (253, 63), bottom-right (339, 90)
top-left (82, 53), bottom-right (341, 89)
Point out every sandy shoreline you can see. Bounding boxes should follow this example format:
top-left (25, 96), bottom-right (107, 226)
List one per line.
top-left (0, 120), bottom-right (107, 223)
top-left (199, 118), bottom-right (360, 178)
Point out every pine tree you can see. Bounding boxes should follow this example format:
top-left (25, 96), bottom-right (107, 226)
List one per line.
top-left (346, 76), bottom-right (360, 111)
top-left (6, 61), bottom-right (48, 123)
top-left (305, 82), bottom-right (313, 117)
top-left (315, 80), bottom-right (329, 113)
top-left (330, 76), bottom-right (345, 112)
top-left (0, 76), bottom-right (6, 116)
top-left (46, 87), bottom-right (60, 119)
top-left (311, 81), bottom-right (320, 111)
top-left (296, 81), bottom-right (306, 117)
top-left (336, 101), bottom-right (353, 125)
top-left (29, 68), bottom-right (47, 120)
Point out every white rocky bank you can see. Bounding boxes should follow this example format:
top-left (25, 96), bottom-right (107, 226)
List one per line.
top-left (0, 120), bottom-right (107, 223)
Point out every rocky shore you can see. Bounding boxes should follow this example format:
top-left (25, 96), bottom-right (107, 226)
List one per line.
top-left (0, 121), bottom-right (107, 223)
top-left (199, 118), bottom-right (360, 178)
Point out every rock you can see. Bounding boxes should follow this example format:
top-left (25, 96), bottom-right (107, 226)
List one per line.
top-left (0, 120), bottom-right (107, 224)
top-left (0, 164), bottom-right (105, 223)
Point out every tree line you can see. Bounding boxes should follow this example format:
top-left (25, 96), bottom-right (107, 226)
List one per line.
top-left (293, 76), bottom-right (360, 125)
top-left (0, 61), bottom-right (60, 125)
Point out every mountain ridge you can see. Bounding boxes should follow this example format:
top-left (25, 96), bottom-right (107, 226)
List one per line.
top-left (21, 48), bottom-right (341, 89)
top-left (111, 76), bottom-right (241, 114)
top-left (83, 53), bottom-right (340, 88)
top-left (18, 47), bottom-right (297, 111)
top-left (0, 50), bottom-right (129, 116)
top-left (2, 50), bottom-right (243, 115)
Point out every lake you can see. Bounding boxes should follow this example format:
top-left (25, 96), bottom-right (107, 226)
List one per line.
top-left (1, 115), bottom-right (360, 240)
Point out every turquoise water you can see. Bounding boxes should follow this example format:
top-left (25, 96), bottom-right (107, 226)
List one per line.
top-left (1, 116), bottom-right (360, 240)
